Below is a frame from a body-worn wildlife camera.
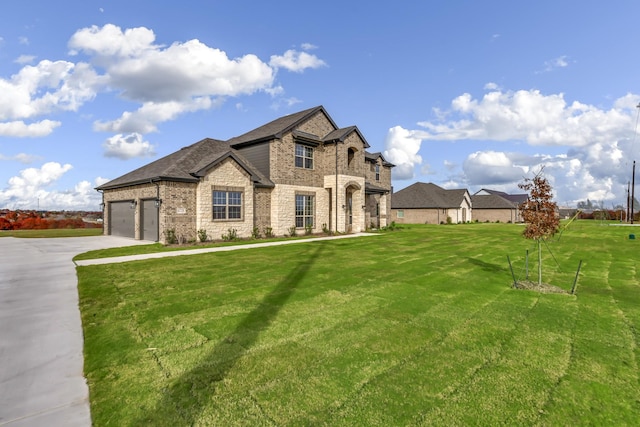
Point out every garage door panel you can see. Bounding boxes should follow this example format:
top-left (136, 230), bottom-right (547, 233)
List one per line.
top-left (110, 201), bottom-right (135, 238)
top-left (141, 199), bottom-right (158, 241)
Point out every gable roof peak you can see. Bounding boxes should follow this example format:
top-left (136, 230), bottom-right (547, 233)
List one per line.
top-left (227, 105), bottom-right (337, 147)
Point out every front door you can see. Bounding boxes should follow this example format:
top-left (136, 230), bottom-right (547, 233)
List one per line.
top-left (346, 191), bottom-right (353, 232)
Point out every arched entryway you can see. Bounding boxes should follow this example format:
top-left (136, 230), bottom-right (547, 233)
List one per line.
top-left (345, 182), bottom-right (361, 233)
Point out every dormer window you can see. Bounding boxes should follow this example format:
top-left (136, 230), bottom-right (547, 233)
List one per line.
top-left (375, 164), bottom-right (380, 181)
top-left (295, 144), bottom-right (313, 169)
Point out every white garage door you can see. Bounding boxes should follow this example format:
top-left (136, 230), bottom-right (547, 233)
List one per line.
top-left (109, 201), bottom-right (135, 238)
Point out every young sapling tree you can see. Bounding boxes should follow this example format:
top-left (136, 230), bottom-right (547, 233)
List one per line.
top-left (518, 168), bottom-right (560, 285)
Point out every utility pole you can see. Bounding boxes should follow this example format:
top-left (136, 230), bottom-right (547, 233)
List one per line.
top-left (632, 161), bottom-right (636, 224)
top-left (628, 182), bottom-right (631, 223)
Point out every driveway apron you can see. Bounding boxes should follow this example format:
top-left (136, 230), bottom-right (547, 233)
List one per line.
top-left (0, 236), bottom-right (147, 427)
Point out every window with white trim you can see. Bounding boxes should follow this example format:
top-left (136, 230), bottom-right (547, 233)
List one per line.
top-left (213, 190), bottom-right (242, 220)
top-left (295, 144), bottom-right (314, 169)
top-left (295, 194), bottom-right (314, 227)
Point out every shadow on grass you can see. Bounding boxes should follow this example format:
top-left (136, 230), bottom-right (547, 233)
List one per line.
top-left (136, 243), bottom-right (325, 425)
top-left (466, 257), bottom-right (507, 273)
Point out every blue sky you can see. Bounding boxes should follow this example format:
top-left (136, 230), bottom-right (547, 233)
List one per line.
top-left (1, 0), bottom-right (640, 210)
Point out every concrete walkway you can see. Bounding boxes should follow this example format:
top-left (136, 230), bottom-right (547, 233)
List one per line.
top-left (75, 233), bottom-right (378, 266)
top-left (0, 232), bottom-right (377, 426)
top-left (0, 236), bottom-right (148, 427)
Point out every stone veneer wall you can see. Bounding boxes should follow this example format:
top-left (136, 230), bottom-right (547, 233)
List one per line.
top-left (196, 158), bottom-right (254, 240)
top-left (323, 175), bottom-right (365, 234)
top-left (270, 184), bottom-right (330, 236)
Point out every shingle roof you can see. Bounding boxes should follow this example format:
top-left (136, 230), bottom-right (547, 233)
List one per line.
top-left (97, 138), bottom-right (223, 190)
top-left (365, 151), bottom-right (395, 167)
top-left (365, 182), bottom-right (389, 194)
top-left (97, 106), bottom-right (384, 191)
top-left (227, 106), bottom-right (333, 147)
top-left (391, 182), bottom-right (469, 209)
top-left (96, 138), bottom-right (274, 190)
top-left (475, 188), bottom-right (527, 205)
top-left (470, 194), bottom-right (517, 209)
top-left (323, 126), bottom-right (371, 148)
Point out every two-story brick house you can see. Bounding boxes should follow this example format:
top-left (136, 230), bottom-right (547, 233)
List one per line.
top-left (96, 106), bottom-right (394, 243)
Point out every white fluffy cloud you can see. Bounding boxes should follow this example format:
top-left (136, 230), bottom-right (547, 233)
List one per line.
top-left (414, 89), bottom-right (633, 147)
top-left (0, 23), bottom-right (325, 142)
top-left (0, 163), bottom-right (108, 210)
top-left (390, 88), bottom-right (640, 205)
top-left (0, 119), bottom-right (61, 137)
top-left (463, 151), bottom-right (527, 184)
top-left (94, 97), bottom-right (217, 134)
top-left (102, 133), bottom-right (156, 160)
top-left (67, 24), bottom-right (325, 134)
top-left (0, 60), bottom-right (101, 137)
top-left (383, 126), bottom-right (423, 180)
top-left (269, 49), bottom-right (327, 73)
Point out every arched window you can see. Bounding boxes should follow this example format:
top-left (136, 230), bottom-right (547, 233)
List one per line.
top-left (347, 147), bottom-right (356, 167)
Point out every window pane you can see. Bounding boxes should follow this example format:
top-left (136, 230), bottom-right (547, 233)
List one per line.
top-left (213, 191), bottom-right (226, 205)
top-left (213, 190), bottom-right (243, 220)
top-left (213, 206), bottom-right (226, 219)
top-left (295, 144), bottom-right (313, 169)
top-left (228, 206), bottom-right (241, 219)
top-left (305, 198), bottom-right (313, 215)
top-left (228, 192), bottom-right (242, 206)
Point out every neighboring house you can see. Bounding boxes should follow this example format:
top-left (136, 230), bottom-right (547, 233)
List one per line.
top-left (391, 182), bottom-right (472, 224)
top-left (472, 189), bottom-right (527, 223)
top-left (97, 106), bottom-right (394, 243)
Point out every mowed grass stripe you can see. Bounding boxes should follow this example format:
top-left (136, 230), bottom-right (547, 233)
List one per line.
top-left (77, 222), bottom-right (640, 426)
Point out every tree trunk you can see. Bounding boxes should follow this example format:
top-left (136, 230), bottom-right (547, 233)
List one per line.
top-left (537, 238), bottom-right (542, 286)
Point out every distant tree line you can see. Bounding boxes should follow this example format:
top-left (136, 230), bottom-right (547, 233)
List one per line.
top-left (0, 209), bottom-right (102, 230)
top-left (577, 210), bottom-right (629, 221)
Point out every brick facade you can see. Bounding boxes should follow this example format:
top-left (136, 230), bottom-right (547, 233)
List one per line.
top-left (99, 106), bottom-right (394, 243)
top-left (472, 208), bottom-right (518, 223)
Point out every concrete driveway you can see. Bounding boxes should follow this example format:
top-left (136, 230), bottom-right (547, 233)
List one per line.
top-left (0, 236), bottom-right (148, 427)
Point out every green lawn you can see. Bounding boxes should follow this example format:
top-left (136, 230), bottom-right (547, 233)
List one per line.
top-left (0, 228), bottom-right (103, 238)
top-left (77, 222), bottom-right (640, 426)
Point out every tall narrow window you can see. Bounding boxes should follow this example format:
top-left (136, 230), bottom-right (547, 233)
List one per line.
top-left (375, 164), bottom-right (380, 181)
top-left (213, 190), bottom-right (243, 220)
top-left (295, 144), bottom-right (313, 169)
top-left (348, 147), bottom-right (356, 167)
top-left (295, 194), bottom-right (314, 227)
